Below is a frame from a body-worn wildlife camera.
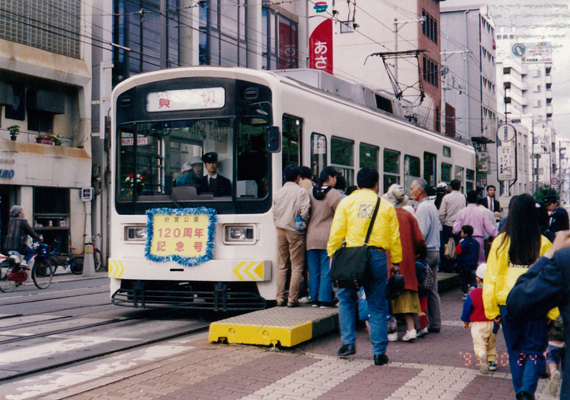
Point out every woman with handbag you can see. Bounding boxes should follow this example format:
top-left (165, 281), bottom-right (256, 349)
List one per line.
top-left (327, 168), bottom-right (402, 366)
top-left (382, 185), bottom-right (425, 342)
top-left (306, 167), bottom-right (343, 308)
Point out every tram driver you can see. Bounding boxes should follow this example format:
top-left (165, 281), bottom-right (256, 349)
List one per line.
top-left (201, 152), bottom-right (232, 197)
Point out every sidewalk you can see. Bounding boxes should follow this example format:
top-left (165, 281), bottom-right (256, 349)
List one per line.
top-left (27, 285), bottom-right (560, 400)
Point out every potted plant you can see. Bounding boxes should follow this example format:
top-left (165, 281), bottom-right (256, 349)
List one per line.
top-left (124, 173), bottom-right (146, 195)
top-left (8, 125), bottom-right (19, 141)
top-left (36, 130), bottom-right (62, 146)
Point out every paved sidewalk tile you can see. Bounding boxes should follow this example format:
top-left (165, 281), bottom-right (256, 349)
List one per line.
top-left (45, 287), bottom-right (557, 400)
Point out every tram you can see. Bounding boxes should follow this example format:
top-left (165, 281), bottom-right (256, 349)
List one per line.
top-left (109, 66), bottom-right (475, 311)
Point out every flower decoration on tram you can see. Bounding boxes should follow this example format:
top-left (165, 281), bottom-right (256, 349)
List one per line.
top-left (124, 174), bottom-right (146, 191)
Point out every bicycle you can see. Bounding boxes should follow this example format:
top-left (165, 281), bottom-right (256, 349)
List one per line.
top-left (0, 240), bottom-right (55, 292)
top-left (48, 240), bottom-right (84, 275)
top-left (87, 233), bottom-right (103, 272)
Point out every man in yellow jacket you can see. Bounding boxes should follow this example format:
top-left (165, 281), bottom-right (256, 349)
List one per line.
top-left (327, 167), bottom-right (402, 365)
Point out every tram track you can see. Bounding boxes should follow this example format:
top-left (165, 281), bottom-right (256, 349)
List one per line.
top-left (0, 320), bottom-right (211, 384)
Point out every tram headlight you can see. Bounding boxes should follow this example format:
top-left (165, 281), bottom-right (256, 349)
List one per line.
top-left (224, 224), bottom-right (256, 244)
top-left (125, 226), bottom-right (147, 241)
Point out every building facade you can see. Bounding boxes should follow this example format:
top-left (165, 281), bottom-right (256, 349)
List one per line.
top-left (0, 0), bottom-right (93, 253)
top-left (440, 5), bottom-right (500, 196)
top-left (495, 26), bottom-right (555, 193)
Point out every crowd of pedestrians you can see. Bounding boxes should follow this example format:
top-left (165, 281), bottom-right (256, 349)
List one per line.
top-left (273, 164), bottom-right (570, 400)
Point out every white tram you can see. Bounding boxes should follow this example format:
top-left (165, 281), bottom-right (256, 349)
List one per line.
top-left (109, 66), bottom-right (475, 311)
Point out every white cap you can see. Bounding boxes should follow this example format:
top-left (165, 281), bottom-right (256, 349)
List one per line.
top-left (476, 263), bottom-right (487, 280)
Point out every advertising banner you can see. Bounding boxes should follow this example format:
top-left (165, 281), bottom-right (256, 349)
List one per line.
top-left (511, 42), bottom-right (552, 64)
top-left (309, 1), bottom-right (333, 74)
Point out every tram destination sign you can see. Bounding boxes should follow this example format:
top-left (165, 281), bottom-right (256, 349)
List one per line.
top-left (145, 207), bottom-right (217, 266)
top-left (147, 88), bottom-right (225, 112)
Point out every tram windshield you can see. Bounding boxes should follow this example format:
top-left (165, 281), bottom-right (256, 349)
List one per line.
top-left (117, 117), bottom-right (269, 202)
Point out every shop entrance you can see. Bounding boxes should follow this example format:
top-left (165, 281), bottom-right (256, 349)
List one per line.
top-left (0, 184), bottom-right (18, 252)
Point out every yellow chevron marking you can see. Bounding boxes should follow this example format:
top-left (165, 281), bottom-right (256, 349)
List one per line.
top-left (254, 262), bottom-right (264, 280)
top-left (233, 261), bottom-right (247, 281)
top-left (108, 260), bottom-right (115, 278)
top-left (117, 260), bottom-right (125, 278)
top-left (243, 261), bottom-right (257, 281)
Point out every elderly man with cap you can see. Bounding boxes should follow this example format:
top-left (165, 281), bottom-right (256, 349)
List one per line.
top-left (4, 205), bottom-right (42, 267)
top-left (543, 195), bottom-right (569, 233)
top-left (176, 156), bottom-right (203, 187)
top-left (200, 152), bottom-right (232, 197)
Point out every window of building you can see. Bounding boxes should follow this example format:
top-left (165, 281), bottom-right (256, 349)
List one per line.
top-left (199, 0), bottom-right (247, 67)
top-left (383, 149), bottom-right (400, 193)
top-left (311, 133), bottom-right (327, 177)
top-left (0, 0), bottom-right (81, 59)
top-left (282, 115), bottom-right (301, 172)
top-left (360, 143), bottom-right (379, 169)
top-left (534, 85), bottom-right (542, 93)
top-left (423, 152), bottom-right (437, 187)
top-left (113, 0), bottom-right (180, 84)
top-left (509, 34), bottom-right (515, 39)
top-left (503, 67), bottom-right (511, 74)
top-left (404, 155), bottom-right (421, 194)
top-left (423, 57), bottom-right (439, 87)
top-left (435, 106), bottom-right (441, 132)
top-left (262, 9), bottom-right (298, 70)
top-left (533, 69), bottom-right (541, 78)
top-left (331, 137), bottom-right (354, 185)
top-left (421, 10), bottom-right (438, 44)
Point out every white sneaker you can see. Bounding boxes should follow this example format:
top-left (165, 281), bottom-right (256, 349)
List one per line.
top-left (402, 329), bottom-right (417, 342)
top-left (298, 296), bottom-right (310, 304)
top-left (20, 260), bottom-right (28, 267)
top-left (417, 327), bottom-right (428, 338)
top-left (387, 332), bottom-right (398, 342)
top-left (479, 353), bottom-right (489, 374)
top-left (550, 369), bottom-right (561, 395)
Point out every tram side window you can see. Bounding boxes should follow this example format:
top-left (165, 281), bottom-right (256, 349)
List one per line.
top-left (331, 136), bottom-right (354, 186)
top-left (360, 143), bottom-right (379, 169)
top-left (282, 115), bottom-right (301, 173)
top-left (441, 162), bottom-right (452, 185)
top-left (311, 132), bottom-right (327, 177)
top-left (454, 166), bottom-right (464, 191)
top-left (404, 155), bottom-right (421, 195)
top-left (466, 169), bottom-right (475, 192)
top-left (423, 152), bottom-right (437, 187)
top-left (383, 149), bottom-right (400, 194)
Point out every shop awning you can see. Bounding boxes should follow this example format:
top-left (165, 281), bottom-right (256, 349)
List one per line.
top-left (27, 89), bottom-right (65, 114)
top-left (0, 82), bottom-right (14, 107)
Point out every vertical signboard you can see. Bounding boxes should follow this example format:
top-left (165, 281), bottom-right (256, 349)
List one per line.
top-left (309, 1), bottom-right (333, 74)
top-left (498, 146), bottom-right (516, 181)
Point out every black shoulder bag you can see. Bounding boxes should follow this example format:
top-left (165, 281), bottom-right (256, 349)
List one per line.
top-left (330, 197), bottom-right (380, 289)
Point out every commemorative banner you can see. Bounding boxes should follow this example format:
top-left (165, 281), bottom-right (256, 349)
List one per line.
top-left (145, 207), bottom-right (217, 266)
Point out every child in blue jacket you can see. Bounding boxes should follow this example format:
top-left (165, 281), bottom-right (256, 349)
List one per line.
top-left (455, 225), bottom-right (480, 299)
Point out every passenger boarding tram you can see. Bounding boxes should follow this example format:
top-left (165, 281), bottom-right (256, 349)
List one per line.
top-left (109, 66), bottom-right (476, 311)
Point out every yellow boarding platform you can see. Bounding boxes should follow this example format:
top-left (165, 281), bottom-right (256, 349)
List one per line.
top-left (209, 305), bottom-right (339, 347)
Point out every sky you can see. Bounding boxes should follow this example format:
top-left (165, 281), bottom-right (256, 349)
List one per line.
top-left (443, 0), bottom-right (570, 138)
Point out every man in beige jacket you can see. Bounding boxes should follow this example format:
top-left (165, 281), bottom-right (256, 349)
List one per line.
top-left (273, 165), bottom-right (310, 307)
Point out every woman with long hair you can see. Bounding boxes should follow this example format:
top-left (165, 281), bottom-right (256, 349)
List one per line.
top-left (483, 193), bottom-right (558, 400)
top-left (306, 167), bottom-right (343, 307)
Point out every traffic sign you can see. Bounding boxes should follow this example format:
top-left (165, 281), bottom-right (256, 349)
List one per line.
top-left (551, 178), bottom-right (559, 186)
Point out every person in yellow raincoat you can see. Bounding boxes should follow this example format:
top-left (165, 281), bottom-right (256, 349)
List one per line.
top-left (483, 193), bottom-right (559, 400)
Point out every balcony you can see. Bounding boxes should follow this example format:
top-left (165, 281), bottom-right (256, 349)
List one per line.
top-left (521, 97), bottom-right (528, 106)
top-left (546, 89), bottom-right (553, 99)
top-left (547, 105), bottom-right (553, 115)
top-left (546, 76), bottom-right (553, 84)
top-left (520, 82), bottom-right (528, 91)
